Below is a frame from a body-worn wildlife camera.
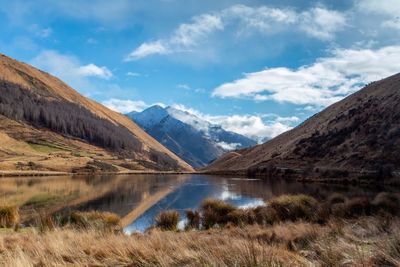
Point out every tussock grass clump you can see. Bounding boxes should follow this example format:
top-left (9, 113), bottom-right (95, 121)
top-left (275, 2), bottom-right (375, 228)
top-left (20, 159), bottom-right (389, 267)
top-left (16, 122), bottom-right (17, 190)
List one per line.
top-left (372, 192), bottom-right (400, 215)
top-left (185, 209), bottom-right (200, 230)
top-left (153, 192), bottom-right (399, 231)
top-left (227, 209), bottom-right (256, 227)
top-left (65, 211), bottom-right (121, 232)
top-left (200, 198), bottom-right (236, 229)
top-left (36, 213), bottom-right (57, 232)
top-left (155, 210), bottom-right (179, 231)
top-left (253, 205), bottom-right (280, 225)
top-left (0, 206), bottom-right (19, 228)
top-left (332, 197), bottom-right (372, 218)
top-left (268, 194), bottom-right (318, 222)
top-left (327, 193), bottom-right (346, 205)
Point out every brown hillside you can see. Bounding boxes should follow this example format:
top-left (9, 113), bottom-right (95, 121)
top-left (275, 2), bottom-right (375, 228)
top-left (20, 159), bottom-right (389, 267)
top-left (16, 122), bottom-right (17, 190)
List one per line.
top-left (0, 53), bottom-right (193, 172)
top-left (205, 73), bottom-right (400, 181)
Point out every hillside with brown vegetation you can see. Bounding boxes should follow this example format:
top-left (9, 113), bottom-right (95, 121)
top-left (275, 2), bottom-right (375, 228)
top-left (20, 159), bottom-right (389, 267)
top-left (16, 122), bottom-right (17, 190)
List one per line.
top-left (205, 73), bottom-right (400, 182)
top-left (0, 54), bottom-right (193, 173)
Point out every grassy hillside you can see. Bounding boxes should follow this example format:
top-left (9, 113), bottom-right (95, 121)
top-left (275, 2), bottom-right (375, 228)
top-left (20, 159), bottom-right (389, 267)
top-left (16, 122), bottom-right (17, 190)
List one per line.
top-left (205, 73), bottom-right (400, 182)
top-left (0, 53), bottom-right (193, 173)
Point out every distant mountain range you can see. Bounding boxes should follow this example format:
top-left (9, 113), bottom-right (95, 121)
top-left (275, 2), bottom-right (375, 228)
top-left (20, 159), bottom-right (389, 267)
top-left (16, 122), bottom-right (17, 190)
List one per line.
top-left (0, 53), bottom-right (192, 173)
top-left (127, 105), bottom-right (257, 168)
top-left (205, 73), bottom-right (400, 181)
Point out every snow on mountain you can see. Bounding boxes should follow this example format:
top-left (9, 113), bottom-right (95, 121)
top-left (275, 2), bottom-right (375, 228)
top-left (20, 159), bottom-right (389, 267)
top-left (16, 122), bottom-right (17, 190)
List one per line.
top-left (126, 105), bottom-right (257, 168)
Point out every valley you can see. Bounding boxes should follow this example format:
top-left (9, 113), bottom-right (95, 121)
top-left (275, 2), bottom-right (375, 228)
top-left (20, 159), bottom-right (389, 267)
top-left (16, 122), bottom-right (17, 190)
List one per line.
top-left (1, 1), bottom-right (400, 265)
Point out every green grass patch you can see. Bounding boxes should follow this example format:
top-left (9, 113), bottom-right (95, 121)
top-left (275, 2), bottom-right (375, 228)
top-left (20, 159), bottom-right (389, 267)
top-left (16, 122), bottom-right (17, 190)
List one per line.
top-left (28, 142), bottom-right (68, 153)
top-left (23, 194), bottom-right (62, 208)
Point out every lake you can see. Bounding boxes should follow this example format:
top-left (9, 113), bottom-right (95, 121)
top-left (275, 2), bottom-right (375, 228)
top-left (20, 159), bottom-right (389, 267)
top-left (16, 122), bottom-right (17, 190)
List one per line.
top-left (0, 174), bottom-right (392, 232)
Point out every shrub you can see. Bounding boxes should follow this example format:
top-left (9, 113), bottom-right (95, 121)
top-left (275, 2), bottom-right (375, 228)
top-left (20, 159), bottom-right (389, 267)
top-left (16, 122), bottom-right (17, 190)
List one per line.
top-left (65, 211), bottom-right (121, 232)
top-left (155, 210), bottom-right (180, 231)
top-left (332, 197), bottom-right (372, 218)
top-left (372, 192), bottom-right (400, 215)
top-left (268, 194), bottom-right (318, 222)
top-left (200, 198), bottom-right (236, 229)
top-left (227, 209), bottom-right (256, 227)
top-left (253, 206), bottom-right (280, 225)
top-left (89, 160), bottom-right (119, 172)
top-left (185, 210), bottom-right (200, 230)
top-left (0, 206), bottom-right (19, 228)
top-left (327, 193), bottom-right (347, 205)
top-left (314, 202), bottom-right (331, 223)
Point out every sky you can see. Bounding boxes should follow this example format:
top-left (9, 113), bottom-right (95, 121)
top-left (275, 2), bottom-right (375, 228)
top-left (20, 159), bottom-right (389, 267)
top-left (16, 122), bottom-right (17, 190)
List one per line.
top-left (1, 0), bottom-right (400, 142)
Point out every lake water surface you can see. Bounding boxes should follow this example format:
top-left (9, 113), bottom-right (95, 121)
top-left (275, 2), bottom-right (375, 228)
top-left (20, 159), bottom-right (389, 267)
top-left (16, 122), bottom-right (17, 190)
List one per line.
top-left (1, 174), bottom-right (392, 232)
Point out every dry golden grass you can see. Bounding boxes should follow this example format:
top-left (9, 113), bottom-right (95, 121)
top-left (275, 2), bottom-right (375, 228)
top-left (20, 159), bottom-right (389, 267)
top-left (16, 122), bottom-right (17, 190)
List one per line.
top-left (66, 211), bottom-right (122, 233)
top-left (0, 206), bottom-right (19, 228)
top-left (1, 194), bottom-right (399, 266)
top-left (0, 217), bottom-right (399, 266)
top-left (0, 225), bottom-right (308, 266)
top-left (155, 210), bottom-right (179, 231)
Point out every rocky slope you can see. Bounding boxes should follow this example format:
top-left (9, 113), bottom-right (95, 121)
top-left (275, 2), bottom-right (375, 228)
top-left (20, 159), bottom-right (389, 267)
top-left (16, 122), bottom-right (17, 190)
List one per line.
top-left (127, 105), bottom-right (256, 168)
top-left (0, 53), bottom-right (193, 173)
top-left (205, 73), bottom-right (400, 181)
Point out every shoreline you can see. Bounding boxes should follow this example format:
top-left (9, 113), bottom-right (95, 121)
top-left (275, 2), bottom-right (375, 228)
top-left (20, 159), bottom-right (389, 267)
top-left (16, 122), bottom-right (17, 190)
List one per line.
top-left (0, 170), bottom-right (71, 177)
top-left (0, 170), bottom-right (202, 178)
top-left (1, 169), bottom-right (399, 187)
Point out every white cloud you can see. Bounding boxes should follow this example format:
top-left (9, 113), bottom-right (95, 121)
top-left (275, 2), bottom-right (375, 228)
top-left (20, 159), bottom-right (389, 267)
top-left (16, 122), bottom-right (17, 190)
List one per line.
top-left (31, 50), bottom-right (113, 91)
top-left (208, 115), bottom-right (293, 142)
top-left (357, 0), bottom-right (400, 17)
top-left (125, 41), bottom-right (169, 60)
top-left (226, 4), bottom-right (297, 30)
top-left (102, 99), bottom-right (148, 113)
top-left (125, 14), bottom-right (223, 61)
top-left (170, 104), bottom-right (295, 142)
top-left (126, 72), bottom-right (141, 77)
top-left (382, 18), bottom-right (400, 30)
top-left (177, 84), bottom-right (191, 90)
top-left (356, 0), bottom-right (400, 31)
top-left (126, 4), bottom-right (346, 60)
top-left (216, 142), bottom-right (241, 150)
top-left (176, 84), bottom-right (205, 93)
top-left (299, 7), bottom-right (347, 40)
top-left (213, 45), bottom-right (400, 107)
top-left (29, 24), bottom-right (52, 38)
top-left (170, 14), bottom-right (224, 47)
top-left (78, 63), bottom-right (112, 79)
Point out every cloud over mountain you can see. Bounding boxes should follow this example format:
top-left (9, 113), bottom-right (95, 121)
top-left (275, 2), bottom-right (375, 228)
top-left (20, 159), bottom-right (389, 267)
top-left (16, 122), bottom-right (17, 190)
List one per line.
top-left (212, 45), bottom-right (400, 107)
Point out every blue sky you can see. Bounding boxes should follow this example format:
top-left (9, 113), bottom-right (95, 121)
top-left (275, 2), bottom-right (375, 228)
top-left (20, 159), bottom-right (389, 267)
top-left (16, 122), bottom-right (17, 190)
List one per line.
top-left (1, 0), bottom-right (400, 141)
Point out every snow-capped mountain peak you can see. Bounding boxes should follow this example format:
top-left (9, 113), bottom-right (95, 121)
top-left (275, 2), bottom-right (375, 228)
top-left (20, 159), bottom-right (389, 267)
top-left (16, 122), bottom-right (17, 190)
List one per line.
top-left (126, 105), bottom-right (257, 168)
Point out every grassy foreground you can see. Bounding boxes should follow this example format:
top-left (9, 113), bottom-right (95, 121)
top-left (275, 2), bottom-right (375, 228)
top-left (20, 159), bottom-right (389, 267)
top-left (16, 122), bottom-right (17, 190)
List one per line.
top-left (0, 193), bottom-right (399, 266)
top-left (1, 217), bottom-right (400, 266)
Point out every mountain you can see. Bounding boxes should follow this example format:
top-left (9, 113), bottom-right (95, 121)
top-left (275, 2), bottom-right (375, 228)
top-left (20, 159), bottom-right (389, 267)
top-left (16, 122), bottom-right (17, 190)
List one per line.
top-left (205, 73), bottom-right (400, 182)
top-left (0, 53), bottom-right (193, 173)
top-left (127, 106), bottom-right (257, 168)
